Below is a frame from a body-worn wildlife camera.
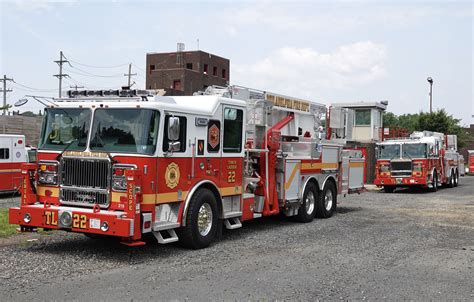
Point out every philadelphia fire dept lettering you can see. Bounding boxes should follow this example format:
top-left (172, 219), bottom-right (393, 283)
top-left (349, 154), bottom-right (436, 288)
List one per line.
top-left (165, 162), bottom-right (180, 189)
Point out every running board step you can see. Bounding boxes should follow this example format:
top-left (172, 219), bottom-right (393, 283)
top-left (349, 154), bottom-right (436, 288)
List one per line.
top-left (153, 228), bottom-right (179, 244)
top-left (224, 217), bottom-right (242, 230)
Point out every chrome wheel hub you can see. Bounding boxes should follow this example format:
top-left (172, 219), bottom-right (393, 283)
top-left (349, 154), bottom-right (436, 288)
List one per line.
top-left (197, 203), bottom-right (213, 236)
top-left (305, 191), bottom-right (315, 215)
top-left (324, 190), bottom-right (333, 211)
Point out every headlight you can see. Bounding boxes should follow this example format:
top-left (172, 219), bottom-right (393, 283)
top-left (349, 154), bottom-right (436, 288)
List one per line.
top-left (38, 161), bottom-right (59, 185)
top-left (23, 213), bottom-right (31, 223)
top-left (413, 165), bottom-right (423, 172)
top-left (380, 165), bottom-right (390, 172)
top-left (58, 211), bottom-right (72, 228)
top-left (112, 165), bottom-right (134, 191)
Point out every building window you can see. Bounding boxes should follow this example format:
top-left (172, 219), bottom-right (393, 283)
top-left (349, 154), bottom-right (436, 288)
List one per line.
top-left (203, 64), bottom-right (208, 74)
top-left (354, 109), bottom-right (371, 126)
top-left (222, 69), bottom-right (227, 79)
top-left (223, 108), bottom-right (243, 153)
top-left (162, 115), bottom-right (187, 152)
top-left (0, 148), bottom-right (9, 160)
top-left (186, 63), bottom-right (193, 70)
top-left (213, 66), bottom-right (217, 76)
top-left (150, 65), bottom-right (155, 73)
top-left (173, 80), bottom-right (181, 91)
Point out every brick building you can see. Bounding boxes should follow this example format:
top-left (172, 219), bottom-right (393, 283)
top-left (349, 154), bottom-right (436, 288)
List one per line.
top-left (146, 50), bottom-right (230, 96)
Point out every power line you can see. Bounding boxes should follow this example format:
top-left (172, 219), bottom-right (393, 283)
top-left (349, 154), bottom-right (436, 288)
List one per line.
top-left (67, 57), bottom-right (129, 69)
top-left (64, 67), bottom-right (124, 78)
top-left (11, 80), bottom-right (56, 92)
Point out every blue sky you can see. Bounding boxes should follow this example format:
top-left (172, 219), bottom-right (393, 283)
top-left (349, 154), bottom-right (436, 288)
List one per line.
top-left (1, 0), bottom-right (473, 124)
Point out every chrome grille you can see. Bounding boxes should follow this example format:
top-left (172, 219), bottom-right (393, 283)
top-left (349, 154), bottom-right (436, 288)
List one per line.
top-left (60, 157), bottom-right (111, 208)
top-left (60, 157), bottom-right (110, 189)
top-left (390, 161), bottom-right (412, 177)
top-left (60, 187), bottom-right (109, 208)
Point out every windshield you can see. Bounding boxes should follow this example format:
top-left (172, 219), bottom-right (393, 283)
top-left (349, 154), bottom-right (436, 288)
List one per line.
top-left (402, 143), bottom-right (427, 158)
top-left (379, 144), bottom-right (400, 159)
top-left (39, 108), bottom-right (91, 151)
top-left (90, 108), bottom-right (159, 155)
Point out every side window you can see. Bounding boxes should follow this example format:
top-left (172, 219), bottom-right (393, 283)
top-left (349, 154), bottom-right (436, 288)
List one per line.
top-left (0, 148), bottom-right (9, 160)
top-left (162, 115), bottom-right (187, 152)
top-left (223, 108), bottom-right (243, 153)
top-left (207, 120), bottom-right (221, 152)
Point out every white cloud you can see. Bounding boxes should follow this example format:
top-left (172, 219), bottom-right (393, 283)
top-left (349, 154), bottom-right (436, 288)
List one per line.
top-left (232, 41), bottom-right (387, 100)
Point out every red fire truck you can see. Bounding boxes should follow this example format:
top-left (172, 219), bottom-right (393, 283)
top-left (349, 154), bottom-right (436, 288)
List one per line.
top-left (468, 150), bottom-right (474, 174)
top-left (9, 87), bottom-right (365, 248)
top-left (0, 134), bottom-right (31, 194)
top-left (374, 131), bottom-right (461, 193)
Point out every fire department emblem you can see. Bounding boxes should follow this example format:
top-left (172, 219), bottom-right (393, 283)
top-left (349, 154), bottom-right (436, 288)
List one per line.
top-left (165, 162), bottom-right (180, 189)
top-left (208, 124), bottom-right (220, 149)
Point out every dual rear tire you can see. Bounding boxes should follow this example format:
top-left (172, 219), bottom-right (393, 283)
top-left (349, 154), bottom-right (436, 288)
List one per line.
top-left (296, 180), bottom-right (337, 222)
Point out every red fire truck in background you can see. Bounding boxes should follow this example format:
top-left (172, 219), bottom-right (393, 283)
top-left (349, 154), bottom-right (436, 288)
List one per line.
top-left (374, 131), bottom-right (461, 193)
top-left (9, 86), bottom-right (365, 248)
top-left (0, 134), bottom-right (36, 194)
top-left (468, 150), bottom-right (474, 175)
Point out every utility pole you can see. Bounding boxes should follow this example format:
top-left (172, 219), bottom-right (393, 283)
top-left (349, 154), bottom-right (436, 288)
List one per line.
top-left (0, 75), bottom-right (13, 116)
top-left (0, 75), bottom-right (13, 133)
top-left (124, 63), bottom-right (137, 89)
top-left (70, 84), bottom-right (84, 91)
top-left (54, 51), bottom-right (69, 98)
top-left (427, 77), bottom-right (434, 114)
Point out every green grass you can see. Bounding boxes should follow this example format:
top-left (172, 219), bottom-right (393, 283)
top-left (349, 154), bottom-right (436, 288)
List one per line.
top-left (0, 208), bottom-right (18, 237)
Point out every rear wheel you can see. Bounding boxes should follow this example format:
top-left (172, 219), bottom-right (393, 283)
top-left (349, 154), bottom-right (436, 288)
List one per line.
top-left (295, 182), bottom-right (318, 222)
top-left (384, 186), bottom-right (395, 193)
top-left (315, 181), bottom-right (337, 218)
top-left (453, 169), bottom-right (459, 187)
top-left (446, 170), bottom-right (454, 188)
top-left (429, 171), bottom-right (438, 192)
top-left (178, 188), bottom-right (218, 249)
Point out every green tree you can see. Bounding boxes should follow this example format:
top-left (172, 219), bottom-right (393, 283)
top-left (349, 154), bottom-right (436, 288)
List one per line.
top-left (417, 109), bottom-right (467, 148)
top-left (382, 112), bottom-right (398, 127)
top-left (21, 111), bottom-right (36, 117)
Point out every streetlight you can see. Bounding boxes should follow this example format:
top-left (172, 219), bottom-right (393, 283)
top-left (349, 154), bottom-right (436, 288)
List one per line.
top-left (427, 77), bottom-right (433, 113)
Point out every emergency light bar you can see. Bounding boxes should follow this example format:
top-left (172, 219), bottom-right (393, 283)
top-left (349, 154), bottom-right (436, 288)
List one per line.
top-left (67, 89), bottom-right (154, 98)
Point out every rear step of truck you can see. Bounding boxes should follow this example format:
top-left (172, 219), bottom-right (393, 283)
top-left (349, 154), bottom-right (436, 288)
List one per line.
top-left (224, 217), bottom-right (242, 230)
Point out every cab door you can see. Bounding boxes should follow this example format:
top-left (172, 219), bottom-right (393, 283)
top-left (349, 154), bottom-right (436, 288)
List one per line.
top-left (220, 107), bottom-right (245, 196)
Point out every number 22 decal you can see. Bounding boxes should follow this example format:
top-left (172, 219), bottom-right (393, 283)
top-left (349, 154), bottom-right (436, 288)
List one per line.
top-left (227, 171), bottom-right (236, 183)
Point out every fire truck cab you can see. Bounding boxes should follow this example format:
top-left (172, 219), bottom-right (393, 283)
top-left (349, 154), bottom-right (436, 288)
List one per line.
top-left (9, 87), bottom-right (365, 248)
top-left (374, 131), bottom-right (461, 192)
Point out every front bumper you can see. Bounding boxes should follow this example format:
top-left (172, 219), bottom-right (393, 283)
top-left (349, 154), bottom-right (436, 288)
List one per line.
top-left (9, 204), bottom-right (134, 237)
top-left (374, 176), bottom-right (428, 186)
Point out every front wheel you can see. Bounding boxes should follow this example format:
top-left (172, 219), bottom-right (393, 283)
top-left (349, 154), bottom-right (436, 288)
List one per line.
top-left (315, 181), bottom-right (337, 218)
top-left (178, 189), bottom-right (218, 249)
top-left (295, 182), bottom-right (318, 222)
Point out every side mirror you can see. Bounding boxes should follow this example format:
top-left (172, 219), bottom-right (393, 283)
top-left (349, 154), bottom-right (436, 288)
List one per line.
top-left (168, 141), bottom-right (181, 152)
top-left (375, 146), bottom-right (379, 159)
top-left (168, 117), bottom-right (180, 141)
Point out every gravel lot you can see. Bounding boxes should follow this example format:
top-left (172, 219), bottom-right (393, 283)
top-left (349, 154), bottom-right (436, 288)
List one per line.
top-left (1, 177), bottom-right (473, 301)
